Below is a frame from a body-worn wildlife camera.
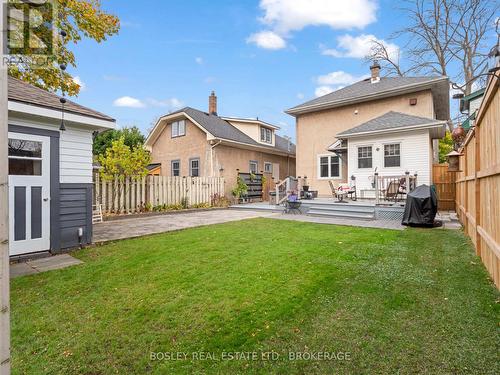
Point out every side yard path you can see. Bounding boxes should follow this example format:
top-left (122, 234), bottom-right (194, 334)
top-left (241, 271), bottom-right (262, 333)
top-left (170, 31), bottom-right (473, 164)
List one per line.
top-left (11, 218), bottom-right (500, 374)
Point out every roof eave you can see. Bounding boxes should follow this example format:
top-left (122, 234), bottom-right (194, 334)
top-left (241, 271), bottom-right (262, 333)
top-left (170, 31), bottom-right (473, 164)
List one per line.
top-left (215, 137), bottom-right (296, 157)
top-left (337, 121), bottom-right (446, 138)
top-left (285, 76), bottom-right (449, 116)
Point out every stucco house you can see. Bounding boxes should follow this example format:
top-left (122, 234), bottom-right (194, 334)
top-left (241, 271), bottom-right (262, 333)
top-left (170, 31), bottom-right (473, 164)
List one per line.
top-left (145, 92), bottom-right (296, 197)
top-left (8, 76), bottom-right (115, 257)
top-left (286, 63), bottom-right (450, 197)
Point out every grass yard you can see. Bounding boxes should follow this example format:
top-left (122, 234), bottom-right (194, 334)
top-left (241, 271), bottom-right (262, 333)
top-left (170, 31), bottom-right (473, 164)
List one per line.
top-left (11, 218), bottom-right (500, 374)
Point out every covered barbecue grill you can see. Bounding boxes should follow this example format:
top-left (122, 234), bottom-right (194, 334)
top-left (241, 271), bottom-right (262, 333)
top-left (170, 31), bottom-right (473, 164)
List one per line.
top-left (402, 185), bottom-right (438, 227)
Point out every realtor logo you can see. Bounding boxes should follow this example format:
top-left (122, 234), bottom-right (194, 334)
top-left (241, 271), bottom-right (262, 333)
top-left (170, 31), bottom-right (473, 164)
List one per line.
top-left (6, 0), bottom-right (56, 57)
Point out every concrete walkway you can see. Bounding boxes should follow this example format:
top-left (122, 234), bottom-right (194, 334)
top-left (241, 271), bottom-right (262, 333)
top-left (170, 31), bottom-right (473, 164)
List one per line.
top-left (10, 254), bottom-right (83, 278)
top-left (93, 209), bottom-right (276, 243)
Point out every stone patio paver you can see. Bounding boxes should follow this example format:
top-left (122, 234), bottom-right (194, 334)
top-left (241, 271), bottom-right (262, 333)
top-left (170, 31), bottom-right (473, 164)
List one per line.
top-left (10, 254), bottom-right (83, 278)
top-left (93, 209), bottom-right (276, 243)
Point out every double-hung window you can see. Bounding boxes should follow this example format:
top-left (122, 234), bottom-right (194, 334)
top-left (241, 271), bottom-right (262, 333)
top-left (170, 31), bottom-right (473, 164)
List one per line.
top-left (249, 160), bottom-right (258, 174)
top-left (319, 155), bottom-right (340, 178)
top-left (189, 158), bottom-right (200, 177)
top-left (384, 144), bottom-right (401, 167)
top-left (264, 162), bottom-right (273, 173)
top-left (171, 160), bottom-right (180, 176)
top-left (358, 146), bottom-right (373, 169)
top-left (171, 120), bottom-right (186, 138)
top-left (260, 127), bottom-right (272, 143)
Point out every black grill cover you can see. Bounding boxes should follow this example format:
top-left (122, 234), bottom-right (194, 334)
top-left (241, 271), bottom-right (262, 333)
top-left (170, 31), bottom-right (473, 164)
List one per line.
top-left (401, 185), bottom-right (438, 227)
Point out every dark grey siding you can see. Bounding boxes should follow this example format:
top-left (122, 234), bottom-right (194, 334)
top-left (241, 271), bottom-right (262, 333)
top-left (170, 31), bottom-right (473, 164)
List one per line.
top-left (59, 184), bottom-right (93, 249)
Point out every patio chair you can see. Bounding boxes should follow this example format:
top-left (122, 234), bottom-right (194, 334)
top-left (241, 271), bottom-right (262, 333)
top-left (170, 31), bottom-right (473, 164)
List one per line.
top-left (329, 181), bottom-right (356, 203)
top-left (385, 180), bottom-right (401, 202)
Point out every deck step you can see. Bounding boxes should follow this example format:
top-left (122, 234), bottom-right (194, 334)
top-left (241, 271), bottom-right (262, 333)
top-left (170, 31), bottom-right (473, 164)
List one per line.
top-left (307, 210), bottom-right (374, 220)
top-left (304, 205), bottom-right (375, 214)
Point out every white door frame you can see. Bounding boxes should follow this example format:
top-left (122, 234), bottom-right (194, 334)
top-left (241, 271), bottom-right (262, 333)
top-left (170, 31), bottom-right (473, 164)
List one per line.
top-left (8, 132), bottom-right (51, 255)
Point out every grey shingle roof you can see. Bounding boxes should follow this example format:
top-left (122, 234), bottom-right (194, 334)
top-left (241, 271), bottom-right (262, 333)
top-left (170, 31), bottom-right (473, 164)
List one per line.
top-left (171, 107), bottom-right (295, 154)
top-left (287, 76), bottom-right (448, 114)
top-left (8, 76), bottom-right (115, 122)
top-left (337, 111), bottom-right (444, 137)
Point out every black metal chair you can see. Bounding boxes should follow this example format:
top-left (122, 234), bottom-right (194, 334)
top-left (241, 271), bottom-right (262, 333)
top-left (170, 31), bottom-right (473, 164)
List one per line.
top-left (284, 200), bottom-right (302, 214)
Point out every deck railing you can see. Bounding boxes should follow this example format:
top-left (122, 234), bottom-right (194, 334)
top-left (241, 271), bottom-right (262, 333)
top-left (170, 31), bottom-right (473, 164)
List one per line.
top-left (374, 172), bottom-right (417, 204)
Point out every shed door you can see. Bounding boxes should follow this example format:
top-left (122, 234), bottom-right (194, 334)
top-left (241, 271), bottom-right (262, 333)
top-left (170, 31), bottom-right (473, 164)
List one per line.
top-left (8, 132), bottom-right (51, 256)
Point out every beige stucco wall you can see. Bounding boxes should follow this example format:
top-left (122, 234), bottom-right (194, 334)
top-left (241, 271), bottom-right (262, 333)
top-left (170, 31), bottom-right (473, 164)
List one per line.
top-left (214, 144), bottom-right (296, 197)
top-left (149, 119), bottom-right (210, 177)
top-left (149, 118), bottom-right (296, 198)
top-left (295, 89), bottom-right (435, 196)
top-left (227, 120), bottom-right (276, 147)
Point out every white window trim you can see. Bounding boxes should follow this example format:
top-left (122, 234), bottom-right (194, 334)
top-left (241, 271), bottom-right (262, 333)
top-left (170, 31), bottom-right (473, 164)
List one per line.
top-left (189, 157), bottom-right (200, 177)
top-left (382, 142), bottom-right (402, 168)
top-left (264, 162), bottom-right (273, 173)
top-left (171, 120), bottom-right (186, 138)
top-left (171, 159), bottom-right (181, 176)
top-left (317, 154), bottom-right (342, 180)
top-left (356, 145), bottom-right (374, 170)
top-left (260, 126), bottom-right (272, 144)
top-left (249, 160), bottom-right (259, 174)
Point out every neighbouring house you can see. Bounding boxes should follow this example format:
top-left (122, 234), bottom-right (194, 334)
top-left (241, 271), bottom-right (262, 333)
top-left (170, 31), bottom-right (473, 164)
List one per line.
top-left (144, 92), bottom-right (296, 197)
top-left (7, 76), bottom-right (115, 257)
top-left (459, 88), bottom-right (485, 132)
top-left (286, 63), bottom-right (450, 197)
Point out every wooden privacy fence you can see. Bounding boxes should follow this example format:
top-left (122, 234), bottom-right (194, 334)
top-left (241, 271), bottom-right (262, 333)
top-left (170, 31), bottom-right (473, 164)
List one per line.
top-left (94, 176), bottom-right (225, 214)
top-left (456, 71), bottom-right (500, 289)
top-left (432, 164), bottom-right (456, 210)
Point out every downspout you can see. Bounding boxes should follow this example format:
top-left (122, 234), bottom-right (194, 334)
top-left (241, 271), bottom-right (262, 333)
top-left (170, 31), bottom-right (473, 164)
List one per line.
top-left (209, 140), bottom-right (222, 176)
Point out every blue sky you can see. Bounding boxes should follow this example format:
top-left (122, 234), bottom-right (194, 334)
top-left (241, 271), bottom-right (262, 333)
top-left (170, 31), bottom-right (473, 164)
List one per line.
top-left (68, 0), bottom-right (492, 141)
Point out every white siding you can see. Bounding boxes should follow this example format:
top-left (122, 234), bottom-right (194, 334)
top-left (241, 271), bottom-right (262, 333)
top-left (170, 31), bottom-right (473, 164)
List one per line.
top-left (347, 129), bottom-right (432, 191)
top-left (8, 114), bottom-right (95, 184)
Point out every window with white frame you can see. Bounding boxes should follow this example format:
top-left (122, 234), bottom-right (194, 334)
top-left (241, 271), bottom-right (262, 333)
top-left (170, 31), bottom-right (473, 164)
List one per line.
top-left (260, 127), bottom-right (272, 143)
top-left (357, 146), bottom-right (373, 169)
top-left (171, 120), bottom-right (186, 138)
top-left (384, 144), bottom-right (401, 167)
top-left (189, 158), bottom-right (200, 177)
top-left (249, 160), bottom-right (258, 174)
top-left (171, 160), bottom-right (180, 176)
top-left (264, 162), bottom-right (273, 173)
top-left (319, 155), bottom-right (340, 178)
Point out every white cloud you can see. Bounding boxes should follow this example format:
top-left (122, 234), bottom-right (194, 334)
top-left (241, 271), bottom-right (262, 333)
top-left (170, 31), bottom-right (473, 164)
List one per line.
top-left (321, 34), bottom-right (400, 60)
top-left (316, 71), bottom-right (367, 86)
top-left (259, 0), bottom-right (377, 34)
top-left (195, 57), bottom-right (204, 65)
top-left (248, 0), bottom-right (377, 50)
top-left (73, 76), bottom-right (86, 91)
top-left (247, 31), bottom-right (286, 49)
top-left (113, 96), bottom-right (183, 110)
top-left (113, 96), bottom-right (145, 108)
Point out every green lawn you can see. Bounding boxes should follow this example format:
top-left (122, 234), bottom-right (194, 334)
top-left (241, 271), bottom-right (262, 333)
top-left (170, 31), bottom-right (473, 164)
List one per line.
top-left (11, 218), bottom-right (500, 374)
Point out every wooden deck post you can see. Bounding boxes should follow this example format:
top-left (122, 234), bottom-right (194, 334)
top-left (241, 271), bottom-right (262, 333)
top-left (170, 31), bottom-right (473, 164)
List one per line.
top-left (374, 172), bottom-right (380, 205)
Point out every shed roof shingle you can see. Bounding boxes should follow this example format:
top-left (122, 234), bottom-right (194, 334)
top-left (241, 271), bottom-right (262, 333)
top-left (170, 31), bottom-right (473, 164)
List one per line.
top-left (337, 111), bottom-right (444, 137)
top-left (8, 76), bottom-right (115, 122)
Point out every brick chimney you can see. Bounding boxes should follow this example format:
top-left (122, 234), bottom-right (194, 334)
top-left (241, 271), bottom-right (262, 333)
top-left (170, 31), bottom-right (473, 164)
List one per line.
top-left (370, 61), bottom-right (381, 83)
top-left (209, 91), bottom-right (217, 115)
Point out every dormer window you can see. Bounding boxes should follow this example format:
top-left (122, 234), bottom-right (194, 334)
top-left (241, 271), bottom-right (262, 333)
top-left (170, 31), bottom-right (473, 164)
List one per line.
top-left (260, 127), bottom-right (272, 144)
top-left (171, 120), bottom-right (186, 138)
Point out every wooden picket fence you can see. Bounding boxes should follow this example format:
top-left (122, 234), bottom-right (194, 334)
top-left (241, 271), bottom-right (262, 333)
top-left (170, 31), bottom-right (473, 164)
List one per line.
top-left (94, 175), bottom-right (225, 214)
top-left (432, 164), bottom-right (456, 210)
top-left (456, 70), bottom-right (500, 289)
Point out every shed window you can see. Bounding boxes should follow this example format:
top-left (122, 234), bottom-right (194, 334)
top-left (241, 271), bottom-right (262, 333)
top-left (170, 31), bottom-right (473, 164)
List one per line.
top-left (171, 120), bottom-right (186, 138)
top-left (384, 144), bottom-right (401, 167)
top-left (8, 138), bottom-right (42, 176)
top-left (358, 146), bottom-right (373, 169)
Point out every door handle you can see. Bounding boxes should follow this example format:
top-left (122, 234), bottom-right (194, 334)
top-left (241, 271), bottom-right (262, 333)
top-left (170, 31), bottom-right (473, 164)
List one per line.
top-left (43, 198), bottom-right (50, 202)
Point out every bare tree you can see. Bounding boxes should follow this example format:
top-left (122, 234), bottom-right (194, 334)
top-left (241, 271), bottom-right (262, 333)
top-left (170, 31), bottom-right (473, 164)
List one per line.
top-left (367, 0), bottom-right (499, 96)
